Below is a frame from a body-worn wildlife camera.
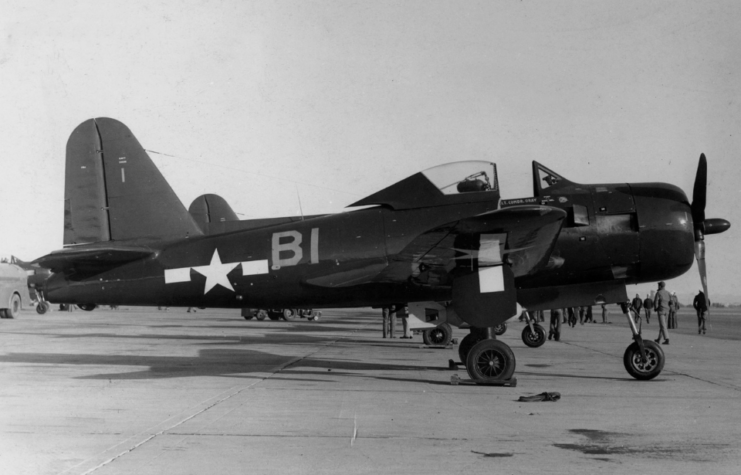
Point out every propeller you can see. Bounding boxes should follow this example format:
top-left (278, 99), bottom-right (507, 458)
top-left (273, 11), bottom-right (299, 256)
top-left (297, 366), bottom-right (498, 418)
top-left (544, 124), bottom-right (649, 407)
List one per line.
top-left (690, 154), bottom-right (730, 306)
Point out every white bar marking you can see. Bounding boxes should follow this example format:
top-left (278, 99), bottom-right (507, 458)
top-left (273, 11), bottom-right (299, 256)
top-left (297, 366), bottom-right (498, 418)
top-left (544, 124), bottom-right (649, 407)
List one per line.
top-left (121, 168), bottom-right (126, 183)
top-left (479, 266), bottom-right (504, 293)
top-left (165, 267), bottom-right (191, 283)
top-left (241, 260), bottom-right (269, 276)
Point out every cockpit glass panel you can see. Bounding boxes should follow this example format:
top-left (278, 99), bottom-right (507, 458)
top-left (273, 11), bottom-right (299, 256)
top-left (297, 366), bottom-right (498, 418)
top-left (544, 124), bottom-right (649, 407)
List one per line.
top-left (421, 161), bottom-right (498, 195)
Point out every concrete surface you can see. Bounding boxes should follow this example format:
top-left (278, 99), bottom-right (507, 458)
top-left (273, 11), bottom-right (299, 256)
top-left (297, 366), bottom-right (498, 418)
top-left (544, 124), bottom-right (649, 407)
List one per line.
top-left (0, 306), bottom-right (739, 474)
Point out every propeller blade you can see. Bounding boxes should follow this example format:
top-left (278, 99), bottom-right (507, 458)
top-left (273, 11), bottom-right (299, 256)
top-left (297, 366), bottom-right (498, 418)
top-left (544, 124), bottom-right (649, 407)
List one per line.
top-left (694, 239), bottom-right (709, 307)
top-left (691, 153), bottom-right (707, 227)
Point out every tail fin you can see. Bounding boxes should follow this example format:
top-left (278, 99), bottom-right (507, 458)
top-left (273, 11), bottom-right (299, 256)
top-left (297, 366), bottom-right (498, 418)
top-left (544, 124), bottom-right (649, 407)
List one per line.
top-left (64, 118), bottom-right (202, 245)
top-left (188, 194), bottom-right (239, 227)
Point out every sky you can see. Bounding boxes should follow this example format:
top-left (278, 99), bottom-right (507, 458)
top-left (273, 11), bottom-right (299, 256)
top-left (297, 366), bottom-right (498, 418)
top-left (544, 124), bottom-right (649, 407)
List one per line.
top-left (1, 1), bottom-right (739, 301)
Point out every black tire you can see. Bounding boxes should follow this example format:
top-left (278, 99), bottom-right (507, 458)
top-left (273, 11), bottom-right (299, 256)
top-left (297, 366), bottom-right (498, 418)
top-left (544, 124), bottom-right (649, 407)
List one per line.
top-left (0, 309), bottom-right (7, 318)
top-left (458, 332), bottom-right (483, 364)
top-left (255, 309), bottom-right (268, 321)
top-left (243, 315), bottom-right (254, 320)
top-left (623, 340), bottom-right (665, 380)
top-left (422, 322), bottom-right (452, 346)
top-left (465, 339), bottom-right (516, 382)
top-left (6, 293), bottom-right (21, 318)
top-left (78, 304), bottom-right (97, 312)
top-left (522, 324), bottom-right (547, 348)
top-left (493, 323), bottom-right (507, 336)
top-left (282, 308), bottom-right (296, 321)
top-left (267, 310), bottom-right (282, 321)
top-left (36, 302), bottom-right (49, 315)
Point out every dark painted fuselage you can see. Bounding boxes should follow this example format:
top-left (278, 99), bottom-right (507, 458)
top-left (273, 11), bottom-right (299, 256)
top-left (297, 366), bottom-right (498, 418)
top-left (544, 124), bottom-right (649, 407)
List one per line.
top-left (46, 179), bottom-right (696, 310)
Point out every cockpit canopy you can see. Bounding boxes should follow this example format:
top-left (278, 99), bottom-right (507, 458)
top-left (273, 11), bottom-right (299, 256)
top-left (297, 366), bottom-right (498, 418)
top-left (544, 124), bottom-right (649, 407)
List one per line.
top-left (348, 161), bottom-right (499, 210)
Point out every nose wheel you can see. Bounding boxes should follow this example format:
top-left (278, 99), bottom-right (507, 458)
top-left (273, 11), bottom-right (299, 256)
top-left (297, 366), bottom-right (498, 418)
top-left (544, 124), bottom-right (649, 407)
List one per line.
top-left (623, 340), bottom-right (664, 380)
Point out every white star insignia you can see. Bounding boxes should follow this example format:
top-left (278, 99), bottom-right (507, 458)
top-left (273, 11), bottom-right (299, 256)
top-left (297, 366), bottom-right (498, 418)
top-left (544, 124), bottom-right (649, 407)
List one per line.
top-left (191, 249), bottom-right (239, 293)
top-left (164, 250), bottom-right (269, 294)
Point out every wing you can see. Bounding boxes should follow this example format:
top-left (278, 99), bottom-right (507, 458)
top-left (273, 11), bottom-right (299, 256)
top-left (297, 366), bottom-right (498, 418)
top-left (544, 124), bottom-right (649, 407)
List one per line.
top-left (304, 205), bottom-right (565, 288)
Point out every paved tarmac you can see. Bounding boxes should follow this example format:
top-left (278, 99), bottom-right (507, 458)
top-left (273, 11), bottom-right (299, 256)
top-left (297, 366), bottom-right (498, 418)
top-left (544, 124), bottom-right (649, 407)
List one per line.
top-left (0, 306), bottom-right (739, 474)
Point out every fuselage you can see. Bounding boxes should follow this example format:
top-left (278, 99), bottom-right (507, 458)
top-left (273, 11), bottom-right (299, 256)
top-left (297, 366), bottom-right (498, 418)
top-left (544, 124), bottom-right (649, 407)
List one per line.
top-left (45, 180), bottom-right (696, 310)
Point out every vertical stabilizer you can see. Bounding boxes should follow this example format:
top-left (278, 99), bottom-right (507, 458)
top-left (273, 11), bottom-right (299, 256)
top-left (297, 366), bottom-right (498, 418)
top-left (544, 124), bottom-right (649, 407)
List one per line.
top-left (63, 118), bottom-right (202, 245)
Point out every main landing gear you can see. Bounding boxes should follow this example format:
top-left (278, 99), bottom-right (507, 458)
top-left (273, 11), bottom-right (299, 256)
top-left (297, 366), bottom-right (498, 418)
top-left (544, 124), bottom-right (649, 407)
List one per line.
top-left (458, 327), bottom-right (516, 383)
top-left (620, 302), bottom-right (665, 380)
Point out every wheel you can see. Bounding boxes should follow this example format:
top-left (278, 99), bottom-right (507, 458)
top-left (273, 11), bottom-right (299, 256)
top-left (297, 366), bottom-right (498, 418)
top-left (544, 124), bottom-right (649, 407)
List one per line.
top-left (282, 308), bottom-right (296, 321)
top-left (522, 323), bottom-right (546, 348)
top-left (493, 323), bottom-right (507, 335)
top-left (243, 315), bottom-right (253, 320)
top-left (255, 309), bottom-right (268, 321)
top-left (36, 302), bottom-right (49, 315)
top-left (77, 304), bottom-right (97, 312)
top-left (458, 332), bottom-right (483, 364)
top-left (5, 293), bottom-right (21, 318)
top-left (465, 339), bottom-right (516, 382)
top-left (0, 309), bottom-right (7, 318)
top-left (623, 340), bottom-right (665, 380)
top-left (422, 322), bottom-right (452, 346)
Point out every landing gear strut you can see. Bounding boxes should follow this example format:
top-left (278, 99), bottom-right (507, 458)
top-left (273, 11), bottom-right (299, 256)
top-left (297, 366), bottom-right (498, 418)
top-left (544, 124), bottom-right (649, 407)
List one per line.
top-left (621, 302), bottom-right (665, 380)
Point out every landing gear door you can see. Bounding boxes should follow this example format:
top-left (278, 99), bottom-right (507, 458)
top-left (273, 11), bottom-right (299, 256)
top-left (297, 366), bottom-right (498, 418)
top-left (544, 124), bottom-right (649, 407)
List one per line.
top-left (452, 264), bottom-right (517, 328)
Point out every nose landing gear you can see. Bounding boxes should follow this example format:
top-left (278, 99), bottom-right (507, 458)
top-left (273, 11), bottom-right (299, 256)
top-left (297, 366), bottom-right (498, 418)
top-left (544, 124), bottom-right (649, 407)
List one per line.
top-left (620, 302), bottom-right (665, 380)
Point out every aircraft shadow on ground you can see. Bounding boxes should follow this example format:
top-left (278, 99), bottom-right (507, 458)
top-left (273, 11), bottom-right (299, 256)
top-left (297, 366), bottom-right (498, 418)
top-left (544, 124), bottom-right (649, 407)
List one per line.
top-left (143, 323), bottom-right (372, 334)
top-left (0, 349), bottom-right (441, 381)
top-left (45, 331), bottom-right (337, 346)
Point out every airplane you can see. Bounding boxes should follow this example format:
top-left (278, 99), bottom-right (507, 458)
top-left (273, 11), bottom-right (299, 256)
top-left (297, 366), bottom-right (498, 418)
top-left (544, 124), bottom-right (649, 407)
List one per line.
top-left (33, 118), bottom-right (730, 384)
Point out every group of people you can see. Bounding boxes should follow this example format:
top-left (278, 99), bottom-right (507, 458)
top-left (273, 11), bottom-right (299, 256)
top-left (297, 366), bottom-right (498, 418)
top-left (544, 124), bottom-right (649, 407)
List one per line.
top-left (540, 305), bottom-right (609, 340)
top-left (631, 282), bottom-right (710, 344)
top-left (381, 304), bottom-right (412, 339)
top-left (539, 282), bottom-right (710, 344)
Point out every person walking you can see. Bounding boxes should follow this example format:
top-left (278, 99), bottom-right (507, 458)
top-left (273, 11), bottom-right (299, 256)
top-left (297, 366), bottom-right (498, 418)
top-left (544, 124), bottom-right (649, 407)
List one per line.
top-left (381, 306), bottom-right (391, 338)
top-left (388, 304), bottom-right (399, 338)
top-left (668, 292), bottom-right (679, 329)
top-left (643, 294), bottom-right (653, 324)
top-left (585, 305), bottom-right (593, 323)
top-left (601, 304), bottom-right (608, 323)
top-left (549, 308), bottom-right (563, 341)
top-left (631, 294), bottom-right (643, 334)
top-left (653, 281), bottom-right (671, 345)
top-left (399, 304), bottom-right (412, 338)
top-left (693, 290), bottom-right (709, 335)
top-left (568, 307), bottom-right (578, 327)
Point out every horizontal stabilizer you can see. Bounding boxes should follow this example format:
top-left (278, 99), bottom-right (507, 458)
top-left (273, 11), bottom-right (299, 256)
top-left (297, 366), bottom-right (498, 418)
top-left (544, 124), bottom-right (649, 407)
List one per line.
top-left (34, 247), bottom-right (154, 273)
